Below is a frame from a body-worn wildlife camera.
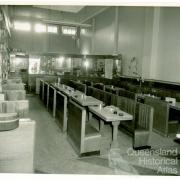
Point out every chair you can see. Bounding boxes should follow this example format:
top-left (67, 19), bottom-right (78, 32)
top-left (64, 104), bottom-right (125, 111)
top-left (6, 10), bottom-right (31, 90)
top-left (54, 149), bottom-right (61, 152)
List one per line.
top-left (67, 100), bottom-right (101, 156)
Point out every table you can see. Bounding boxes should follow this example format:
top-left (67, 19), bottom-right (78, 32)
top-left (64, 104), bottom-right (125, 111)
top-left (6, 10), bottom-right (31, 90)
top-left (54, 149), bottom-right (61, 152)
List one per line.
top-left (105, 85), bottom-right (124, 95)
top-left (89, 105), bottom-right (133, 148)
top-left (170, 102), bottom-right (180, 111)
top-left (52, 83), bottom-right (83, 97)
top-left (60, 89), bottom-right (83, 98)
top-left (71, 94), bottom-right (103, 107)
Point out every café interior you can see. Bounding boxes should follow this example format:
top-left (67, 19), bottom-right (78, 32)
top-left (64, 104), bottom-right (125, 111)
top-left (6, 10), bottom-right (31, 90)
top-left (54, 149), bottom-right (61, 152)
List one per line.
top-left (0, 5), bottom-right (179, 175)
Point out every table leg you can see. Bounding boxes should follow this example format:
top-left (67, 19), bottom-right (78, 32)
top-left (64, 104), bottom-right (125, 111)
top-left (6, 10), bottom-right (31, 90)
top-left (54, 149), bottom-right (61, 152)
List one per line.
top-left (174, 124), bottom-right (180, 144)
top-left (88, 112), bottom-right (93, 121)
top-left (100, 120), bottom-right (105, 133)
top-left (53, 90), bottom-right (56, 118)
top-left (111, 121), bottom-right (120, 148)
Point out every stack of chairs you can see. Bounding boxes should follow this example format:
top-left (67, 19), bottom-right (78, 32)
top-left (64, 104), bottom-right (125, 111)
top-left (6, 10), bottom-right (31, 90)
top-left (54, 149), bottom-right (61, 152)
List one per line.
top-left (0, 78), bottom-right (35, 173)
top-left (0, 78), bottom-right (29, 121)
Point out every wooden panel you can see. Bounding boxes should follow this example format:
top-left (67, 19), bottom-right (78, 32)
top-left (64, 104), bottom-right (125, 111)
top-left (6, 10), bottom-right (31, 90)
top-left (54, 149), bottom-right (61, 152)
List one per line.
top-left (43, 83), bottom-right (48, 106)
top-left (56, 92), bottom-right (65, 130)
top-left (67, 100), bottom-right (85, 152)
top-left (86, 86), bottom-right (94, 96)
top-left (39, 80), bottom-right (43, 99)
top-left (48, 86), bottom-right (55, 113)
top-left (69, 80), bottom-right (86, 93)
top-left (144, 97), bottom-right (169, 136)
top-left (135, 103), bottom-right (154, 130)
top-left (103, 91), bottom-right (113, 106)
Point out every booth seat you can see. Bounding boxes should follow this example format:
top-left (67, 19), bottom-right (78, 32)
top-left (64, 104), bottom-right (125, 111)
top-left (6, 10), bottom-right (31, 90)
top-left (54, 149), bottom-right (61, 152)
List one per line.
top-left (67, 99), bottom-right (101, 156)
top-left (93, 83), bottom-right (105, 91)
top-left (144, 96), bottom-right (178, 136)
top-left (115, 95), bottom-right (154, 149)
top-left (82, 80), bottom-right (93, 86)
top-left (133, 103), bottom-right (154, 149)
top-left (69, 80), bottom-right (87, 94)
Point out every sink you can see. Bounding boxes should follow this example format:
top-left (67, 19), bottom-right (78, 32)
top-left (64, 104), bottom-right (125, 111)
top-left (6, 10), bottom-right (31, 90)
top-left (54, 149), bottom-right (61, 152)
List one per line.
top-left (0, 113), bottom-right (19, 131)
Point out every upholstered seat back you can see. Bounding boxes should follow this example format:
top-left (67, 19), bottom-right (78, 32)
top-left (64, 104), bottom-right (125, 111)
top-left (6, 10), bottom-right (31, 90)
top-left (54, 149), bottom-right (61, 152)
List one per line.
top-left (0, 100), bottom-right (29, 118)
top-left (3, 90), bottom-right (26, 100)
top-left (2, 83), bottom-right (24, 90)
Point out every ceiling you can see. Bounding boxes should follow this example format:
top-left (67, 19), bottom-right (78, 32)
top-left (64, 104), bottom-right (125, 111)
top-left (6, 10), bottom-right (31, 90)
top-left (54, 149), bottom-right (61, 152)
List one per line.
top-left (33, 5), bottom-right (84, 13)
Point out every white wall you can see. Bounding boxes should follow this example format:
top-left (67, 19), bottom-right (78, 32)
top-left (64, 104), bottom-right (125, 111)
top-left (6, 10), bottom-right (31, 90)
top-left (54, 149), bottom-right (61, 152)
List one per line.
top-left (118, 7), bottom-right (146, 76)
top-left (155, 7), bottom-right (180, 83)
top-left (80, 7), bottom-right (154, 78)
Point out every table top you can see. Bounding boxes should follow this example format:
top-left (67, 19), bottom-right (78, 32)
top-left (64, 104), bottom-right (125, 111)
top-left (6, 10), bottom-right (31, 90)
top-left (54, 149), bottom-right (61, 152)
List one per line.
top-left (89, 105), bottom-right (133, 122)
top-left (170, 102), bottom-right (180, 111)
top-left (52, 83), bottom-right (83, 97)
top-left (105, 85), bottom-right (124, 91)
top-left (62, 89), bottom-right (84, 97)
top-left (136, 93), bottom-right (161, 100)
top-left (71, 94), bottom-right (103, 106)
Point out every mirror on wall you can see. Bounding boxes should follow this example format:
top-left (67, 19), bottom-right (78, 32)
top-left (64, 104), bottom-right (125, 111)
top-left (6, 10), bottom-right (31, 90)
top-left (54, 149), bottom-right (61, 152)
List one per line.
top-left (10, 54), bottom-right (28, 73)
top-left (113, 54), bottom-right (122, 78)
top-left (29, 57), bottom-right (40, 74)
top-left (96, 59), bottom-right (105, 77)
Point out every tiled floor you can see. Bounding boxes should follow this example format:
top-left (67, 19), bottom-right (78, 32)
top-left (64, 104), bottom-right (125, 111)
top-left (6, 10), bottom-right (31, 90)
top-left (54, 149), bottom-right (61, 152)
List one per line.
top-left (28, 95), bottom-right (180, 175)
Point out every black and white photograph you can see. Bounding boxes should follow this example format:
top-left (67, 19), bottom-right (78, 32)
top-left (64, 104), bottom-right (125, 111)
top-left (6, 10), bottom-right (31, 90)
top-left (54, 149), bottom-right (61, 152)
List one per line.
top-left (0, 0), bottom-right (179, 178)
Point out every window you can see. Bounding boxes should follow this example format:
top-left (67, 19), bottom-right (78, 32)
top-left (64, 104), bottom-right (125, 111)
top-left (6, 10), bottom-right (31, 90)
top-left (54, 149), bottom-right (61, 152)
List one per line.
top-left (47, 25), bottom-right (58, 33)
top-left (34, 23), bottom-right (46, 33)
top-left (14, 21), bottom-right (31, 31)
top-left (62, 26), bottom-right (77, 36)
